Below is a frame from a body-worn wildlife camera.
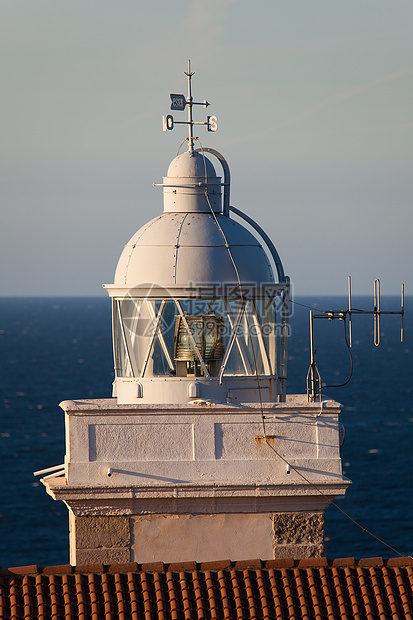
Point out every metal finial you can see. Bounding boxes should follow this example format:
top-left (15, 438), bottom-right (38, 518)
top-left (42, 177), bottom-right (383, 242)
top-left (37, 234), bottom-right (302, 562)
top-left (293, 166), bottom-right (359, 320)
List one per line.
top-left (162, 61), bottom-right (218, 149)
top-left (185, 60), bottom-right (194, 152)
top-left (184, 59), bottom-right (194, 78)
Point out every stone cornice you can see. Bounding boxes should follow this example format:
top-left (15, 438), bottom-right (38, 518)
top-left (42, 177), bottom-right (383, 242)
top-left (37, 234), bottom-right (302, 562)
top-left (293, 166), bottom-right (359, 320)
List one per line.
top-left (44, 476), bottom-right (350, 516)
top-left (60, 396), bottom-right (342, 416)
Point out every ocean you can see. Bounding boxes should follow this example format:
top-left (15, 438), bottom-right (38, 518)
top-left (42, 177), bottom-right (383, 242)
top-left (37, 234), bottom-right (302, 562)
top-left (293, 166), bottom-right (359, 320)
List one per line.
top-left (0, 296), bottom-right (412, 568)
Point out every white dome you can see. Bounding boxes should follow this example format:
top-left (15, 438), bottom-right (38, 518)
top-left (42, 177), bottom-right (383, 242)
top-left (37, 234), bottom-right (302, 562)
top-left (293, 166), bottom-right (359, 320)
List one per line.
top-left (162, 151), bottom-right (222, 214)
top-left (114, 212), bottom-right (274, 288)
top-left (166, 150), bottom-right (217, 178)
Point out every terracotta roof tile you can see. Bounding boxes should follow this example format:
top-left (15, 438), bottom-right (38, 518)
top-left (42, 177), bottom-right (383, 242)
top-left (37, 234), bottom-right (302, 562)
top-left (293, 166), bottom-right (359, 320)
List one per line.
top-left (167, 561), bottom-right (198, 573)
top-left (232, 559), bottom-right (262, 570)
top-left (0, 558), bottom-right (413, 618)
top-left (357, 556), bottom-right (384, 567)
top-left (42, 564), bottom-right (73, 575)
top-left (203, 569), bottom-right (220, 618)
top-left (387, 556), bottom-right (413, 567)
top-left (395, 565), bottom-right (413, 617)
top-left (140, 561), bottom-right (165, 573)
top-left (6, 564), bottom-right (38, 575)
top-left (75, 562), bottom-right (105, 574)
top-left (330, 557), bottom-right (356, 567)
top-left (298, 557), bottom-right (328, 568)
top-left (266, 558), bottom-right (295, 569)
top-left (107, 562), bottom-right (138, 574)
top-left (199, 559), bottom-right (231, 571)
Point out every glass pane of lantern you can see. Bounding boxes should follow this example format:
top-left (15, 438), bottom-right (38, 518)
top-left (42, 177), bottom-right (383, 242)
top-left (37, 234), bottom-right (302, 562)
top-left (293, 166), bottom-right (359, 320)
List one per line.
top-left (173, 299), bottom-right (226, 377)
top-left (114, 301), bottom-right (130, 377)
top-left (254, 297), bottom-right (277, 375)
top-left (221, 299), bottom-right (253, 376)
top-left (114, 295), bottom-right (278, 380)
top-left (114, 299), bottom-right (142, 377)
top-left (221, 298), bottom-right (275, 377)
top-left (152, 338), bottom-right (171, 375)
top-left (151, 299), bottom-right (176, 376)
top-left (116, 298), bottom-right (165, 378)
top-left (114, 297), bottom-right (177, 378)
top-left (118, 298), bottom-right (145, 377)
top-left (245, 301), bottom-right (265, 374)
top-left (130, 298), bottom-right (173, 378)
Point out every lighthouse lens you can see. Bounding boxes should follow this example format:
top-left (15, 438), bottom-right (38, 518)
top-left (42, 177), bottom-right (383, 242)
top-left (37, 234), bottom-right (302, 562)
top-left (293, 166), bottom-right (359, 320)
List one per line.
top-left (113, 294), bottom-right (278, 381)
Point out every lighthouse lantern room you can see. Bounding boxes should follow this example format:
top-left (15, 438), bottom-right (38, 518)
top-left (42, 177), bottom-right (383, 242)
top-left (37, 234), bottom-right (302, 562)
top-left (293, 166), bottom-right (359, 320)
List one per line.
top-left (103, 64), bottom-right (290, 406)
top-left (42, 65), bottom-right (349, 565)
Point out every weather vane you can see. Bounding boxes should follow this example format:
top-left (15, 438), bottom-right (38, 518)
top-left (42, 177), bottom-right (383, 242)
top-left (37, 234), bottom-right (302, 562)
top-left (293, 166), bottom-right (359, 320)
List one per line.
top-left (162, 60), bottom-right (218, 152)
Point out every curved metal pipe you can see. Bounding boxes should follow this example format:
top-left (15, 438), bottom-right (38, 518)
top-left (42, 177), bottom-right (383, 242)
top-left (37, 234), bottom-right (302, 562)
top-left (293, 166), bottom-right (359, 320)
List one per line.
top-left (193, 147), bottom-right (230, 216)
top-left (193, 147), bottom-right (286, 283)
top-left (229, 205), bottom-right (286, 283)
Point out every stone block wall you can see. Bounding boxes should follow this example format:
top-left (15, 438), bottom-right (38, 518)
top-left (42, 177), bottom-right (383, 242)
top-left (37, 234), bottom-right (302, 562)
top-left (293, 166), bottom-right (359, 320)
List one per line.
top-left (273, 512), bottom-right (325, 558)
top-left (70, 511), bottom-right (325, 565)
top-left (71, 514), bottom-right (131, 565)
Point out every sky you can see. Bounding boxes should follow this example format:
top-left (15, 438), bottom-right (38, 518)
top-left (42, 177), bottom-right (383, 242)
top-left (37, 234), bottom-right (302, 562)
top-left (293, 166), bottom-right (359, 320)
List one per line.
top-left (2, 0), bottom-right (412, 297)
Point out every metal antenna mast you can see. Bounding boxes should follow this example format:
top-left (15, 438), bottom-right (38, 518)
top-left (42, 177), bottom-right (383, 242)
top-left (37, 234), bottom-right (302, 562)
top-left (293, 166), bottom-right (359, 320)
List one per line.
top-left (307, 277), bottom-right (405, 402)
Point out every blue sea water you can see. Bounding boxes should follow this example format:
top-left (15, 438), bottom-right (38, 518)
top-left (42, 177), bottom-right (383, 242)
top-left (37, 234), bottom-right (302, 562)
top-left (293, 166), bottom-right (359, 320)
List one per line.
top-left (0, 296), bottom-right (412, 568)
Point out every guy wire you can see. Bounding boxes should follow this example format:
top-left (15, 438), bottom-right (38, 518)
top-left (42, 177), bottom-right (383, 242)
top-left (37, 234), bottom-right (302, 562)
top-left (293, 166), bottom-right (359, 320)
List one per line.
top-left (261, 434), bottom-right (411, 559)
top-left (195, 139), bottom-right (410, 560)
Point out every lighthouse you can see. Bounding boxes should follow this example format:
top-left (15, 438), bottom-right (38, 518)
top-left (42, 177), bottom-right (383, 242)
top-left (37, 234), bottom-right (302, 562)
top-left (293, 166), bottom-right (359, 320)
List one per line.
top-left (43, 65), bottom-right (349, 565)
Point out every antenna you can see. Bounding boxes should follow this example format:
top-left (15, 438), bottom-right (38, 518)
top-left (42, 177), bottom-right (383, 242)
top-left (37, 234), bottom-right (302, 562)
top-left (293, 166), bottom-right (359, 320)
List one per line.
top-left (162, 60), bottom-right (218, 150)
top-left (307, 277), bottom-right (405, 402)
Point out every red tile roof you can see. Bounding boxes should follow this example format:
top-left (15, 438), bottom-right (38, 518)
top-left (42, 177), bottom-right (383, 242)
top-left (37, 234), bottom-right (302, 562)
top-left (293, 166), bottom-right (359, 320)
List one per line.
top-left (1, 557), bottom-right (412, 619)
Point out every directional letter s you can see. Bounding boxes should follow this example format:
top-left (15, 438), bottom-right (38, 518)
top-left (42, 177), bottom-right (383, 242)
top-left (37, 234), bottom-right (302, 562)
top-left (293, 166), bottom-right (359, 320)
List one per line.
top-left (207, 115), bottom-right (218, 132)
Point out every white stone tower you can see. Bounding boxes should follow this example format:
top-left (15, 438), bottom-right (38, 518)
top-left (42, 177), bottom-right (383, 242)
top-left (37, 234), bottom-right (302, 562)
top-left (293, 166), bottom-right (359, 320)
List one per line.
top-left (43, 65), bottom-right (349, 565)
